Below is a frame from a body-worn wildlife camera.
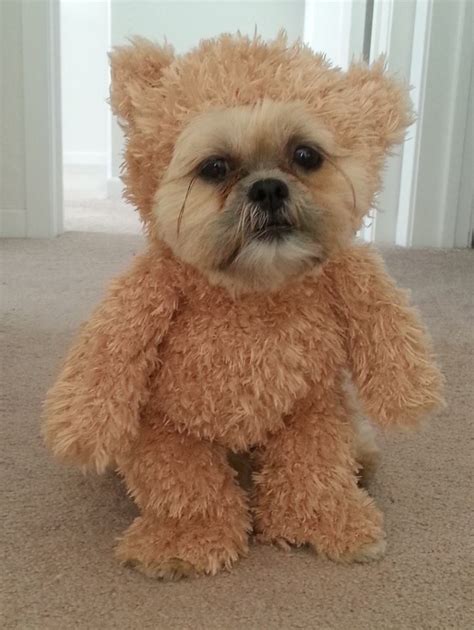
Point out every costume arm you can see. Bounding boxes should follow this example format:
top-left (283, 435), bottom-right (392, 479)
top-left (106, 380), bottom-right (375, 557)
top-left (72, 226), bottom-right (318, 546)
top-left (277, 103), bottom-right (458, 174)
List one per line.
top-left (43, 250), bottom-right (179, 472)
top-left (333, 246), bottom-right (444, 427)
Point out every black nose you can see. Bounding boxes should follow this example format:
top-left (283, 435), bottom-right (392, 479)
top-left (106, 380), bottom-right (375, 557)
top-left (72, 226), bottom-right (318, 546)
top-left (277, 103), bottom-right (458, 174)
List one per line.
top-left (248, 178), bottom-right (289, 212)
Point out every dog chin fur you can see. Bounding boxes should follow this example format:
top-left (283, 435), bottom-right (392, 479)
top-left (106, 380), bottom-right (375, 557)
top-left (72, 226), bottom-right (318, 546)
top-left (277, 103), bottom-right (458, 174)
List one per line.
top-left (207, 235), bottom-right (325, 293)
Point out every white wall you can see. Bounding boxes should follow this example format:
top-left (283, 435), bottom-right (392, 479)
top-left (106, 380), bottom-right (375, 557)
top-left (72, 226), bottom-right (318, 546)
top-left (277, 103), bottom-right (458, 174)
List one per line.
top-left (304, 0), bottom-right (366, 69)
top-left (61, 0), bottom-right (109, 166)
top-left (109, 0), bottom-right (306, 183)
top-left (111, 0), bottom-right (305, 51)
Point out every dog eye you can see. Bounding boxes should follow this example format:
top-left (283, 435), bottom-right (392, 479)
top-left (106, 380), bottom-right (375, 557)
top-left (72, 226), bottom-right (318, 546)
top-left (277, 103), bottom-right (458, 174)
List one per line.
top-left (199, 157), bottom-right (230, 181)
top-left (293, 146), bottom-right (324, 171)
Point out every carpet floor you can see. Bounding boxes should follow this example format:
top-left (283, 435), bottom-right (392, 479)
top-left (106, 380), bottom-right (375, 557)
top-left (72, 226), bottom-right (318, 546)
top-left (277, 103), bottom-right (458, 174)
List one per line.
top-left (1, 232), bottom-right (473, 630)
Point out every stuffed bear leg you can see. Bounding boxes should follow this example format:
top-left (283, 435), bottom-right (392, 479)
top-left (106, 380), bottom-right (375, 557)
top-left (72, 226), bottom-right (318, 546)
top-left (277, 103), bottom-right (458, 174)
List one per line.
top-left (253, 396), bottom-right (385, 562)
top-left (115, 421), bottom-right (251, 580)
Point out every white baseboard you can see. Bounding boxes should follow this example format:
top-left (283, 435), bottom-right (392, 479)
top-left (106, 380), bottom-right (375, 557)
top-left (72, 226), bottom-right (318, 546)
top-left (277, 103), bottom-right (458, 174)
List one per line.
top-left (0, 209), bottom-right (27, 237)
top-left (107, 176), bottom-right (124, 200)
top-left (63, 151), bottom-right (107, 166)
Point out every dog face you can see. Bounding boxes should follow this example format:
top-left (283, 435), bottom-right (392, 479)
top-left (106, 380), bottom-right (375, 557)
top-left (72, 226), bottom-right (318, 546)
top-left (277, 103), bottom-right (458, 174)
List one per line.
top-left (109, 35), bottom-right (413, 291)
top-left (155, 101), bottom-right (360, 290)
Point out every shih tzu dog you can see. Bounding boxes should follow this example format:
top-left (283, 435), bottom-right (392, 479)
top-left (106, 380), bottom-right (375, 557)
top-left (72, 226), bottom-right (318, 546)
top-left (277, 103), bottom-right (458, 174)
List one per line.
top-left (43, 35), bottom-right (444, 580)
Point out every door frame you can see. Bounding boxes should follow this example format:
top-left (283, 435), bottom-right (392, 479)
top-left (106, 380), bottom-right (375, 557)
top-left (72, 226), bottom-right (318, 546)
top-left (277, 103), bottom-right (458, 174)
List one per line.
top-left (395, 0), bottom-right (472, 247)
top-left (0, 0), bottom-right (62, 238)
top-left (23, 0), bottom-right (63, 237)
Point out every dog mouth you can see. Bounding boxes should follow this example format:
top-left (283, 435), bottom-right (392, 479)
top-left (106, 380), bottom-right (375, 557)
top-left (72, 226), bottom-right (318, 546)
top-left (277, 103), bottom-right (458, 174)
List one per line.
top-left (253, 220), bottom-right (294, 241)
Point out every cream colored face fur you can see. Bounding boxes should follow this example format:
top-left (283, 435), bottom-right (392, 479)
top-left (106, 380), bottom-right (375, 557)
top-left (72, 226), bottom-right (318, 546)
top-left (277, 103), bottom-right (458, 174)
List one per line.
top-left (154, 100), bottom-right (371, 292)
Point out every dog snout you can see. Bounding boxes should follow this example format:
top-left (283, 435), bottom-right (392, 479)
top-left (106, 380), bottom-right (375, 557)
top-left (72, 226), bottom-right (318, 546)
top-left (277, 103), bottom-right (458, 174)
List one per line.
top-left (248, 178), bottom-right (289, 213)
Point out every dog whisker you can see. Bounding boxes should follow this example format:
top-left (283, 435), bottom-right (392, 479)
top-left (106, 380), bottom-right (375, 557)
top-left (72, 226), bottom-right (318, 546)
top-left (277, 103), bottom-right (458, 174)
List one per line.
top-left (176, 175), bottom-right (198, 237)
top-left (319, 150), bottom-right (357, 213)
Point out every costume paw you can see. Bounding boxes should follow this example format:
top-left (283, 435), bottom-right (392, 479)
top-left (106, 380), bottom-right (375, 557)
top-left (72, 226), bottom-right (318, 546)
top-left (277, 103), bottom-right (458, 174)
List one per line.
top-left (124, 557), bottom-right (198, 581)
top-left (116, 514), bottom-right (249, 580)
top-left (255, 485), bottom-right (385, 565)
top-left (332, 536), bottom-right (387, 564)
top-left (311, 511), bottom-right (386, 564)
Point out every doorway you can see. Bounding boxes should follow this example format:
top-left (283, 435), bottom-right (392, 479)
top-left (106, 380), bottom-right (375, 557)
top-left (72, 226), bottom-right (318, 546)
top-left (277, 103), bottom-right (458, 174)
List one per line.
top-left (60, 0), bottom-right (311, 235)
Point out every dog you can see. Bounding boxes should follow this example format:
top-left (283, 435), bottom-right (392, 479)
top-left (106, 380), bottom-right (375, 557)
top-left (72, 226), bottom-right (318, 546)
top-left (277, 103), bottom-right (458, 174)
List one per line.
top-left (43, 35), bottom-right (444, 580)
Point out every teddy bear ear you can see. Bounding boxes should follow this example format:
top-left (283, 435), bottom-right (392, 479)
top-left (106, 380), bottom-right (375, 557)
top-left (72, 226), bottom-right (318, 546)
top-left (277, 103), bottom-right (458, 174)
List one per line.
top-left (342, 57), bottom-right (415, 151)
top-left (109, 36), bottom-right (175, 126)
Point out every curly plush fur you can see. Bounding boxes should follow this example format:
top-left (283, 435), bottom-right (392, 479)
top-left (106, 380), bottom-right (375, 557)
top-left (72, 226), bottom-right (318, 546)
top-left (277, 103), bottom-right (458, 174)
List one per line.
top-left (43, 34), bottom-right (444, 579)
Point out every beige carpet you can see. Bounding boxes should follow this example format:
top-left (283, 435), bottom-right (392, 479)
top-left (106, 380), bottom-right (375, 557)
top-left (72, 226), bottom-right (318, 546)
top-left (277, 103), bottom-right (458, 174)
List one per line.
top-left (1, 232), bottom-right (473, 630)
top-left (64, 197), bottom-right (142, 234)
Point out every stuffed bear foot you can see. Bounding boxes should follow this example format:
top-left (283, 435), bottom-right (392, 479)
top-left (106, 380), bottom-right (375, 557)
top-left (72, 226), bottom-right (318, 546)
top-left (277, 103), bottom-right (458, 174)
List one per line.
top-left (259, 527), bottom-right (386, 565)
top-left (258, 531), bottom-right (386, 564)
top-left (337, 536), bottom-right (387, 563)
top-left (255, 485), bottom-right (385, 564)
top-left (116, 513), bottom-right (249, 580)
top-left (124, 557), bottom-right (197, 581)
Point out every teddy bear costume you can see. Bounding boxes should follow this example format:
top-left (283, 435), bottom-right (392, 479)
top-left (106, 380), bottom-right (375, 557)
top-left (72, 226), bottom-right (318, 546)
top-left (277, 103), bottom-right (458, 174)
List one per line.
top-left (43, 35), bottom-right (444, 577)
